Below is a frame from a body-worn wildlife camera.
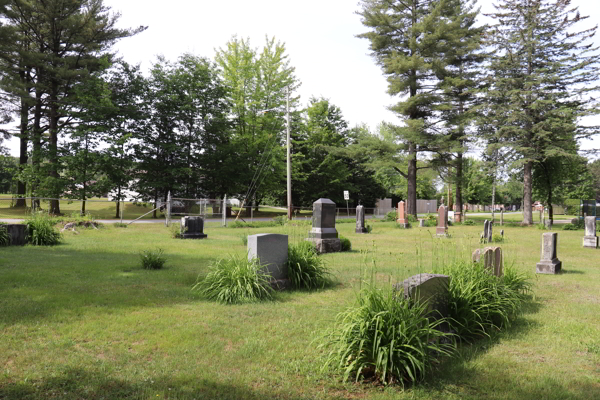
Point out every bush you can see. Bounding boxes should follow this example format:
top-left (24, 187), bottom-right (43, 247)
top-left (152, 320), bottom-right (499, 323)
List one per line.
top-left (406, 214), bottom-right (418, 223)
top-left (339, 235), bottom-right (352, 251)
top-left (26, 212), bottom-right (61, 246)
top-left (140, 248), bottom-right (166, 270)
top-left (443, 261), bottom-right (531, 341)
top-left (384, 210), bottom-right (396, 222)
top-left (113, 222), bottom-right (128, 228)
top-left (287, 241), bottom-right (332, 289)
top-left (240, 233), bottom-right (248, 246)
top-left (193, 255), bottom-right (273, 304)
top-left (492, 233), bottom-right (504, 243)
top-left (462, 219), bottom-right (475, 226)
top-left (322, 286), bottom-right (455, 385)
top-left (564, 199), bottom-right (580, 216)
top-left (272, 215), bottom-right (287, 226)
top-left (425, 219), bottom-right (437, 227)
top-left (0, 225), bottom-right (10, 246)
top-left (171, 223), bottom-right (183, 238)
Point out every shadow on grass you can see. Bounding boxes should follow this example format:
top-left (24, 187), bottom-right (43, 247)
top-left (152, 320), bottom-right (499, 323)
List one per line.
top-left (560, 269), bottom-right (585, 274)
top-left (0, 367), bottom-right (316, 400)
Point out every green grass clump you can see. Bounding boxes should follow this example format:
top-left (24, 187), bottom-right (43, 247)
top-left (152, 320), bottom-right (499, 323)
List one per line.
top-left (287, 241), bottom-right (332, 289)
top-left (25, 212), bottom-right (61, 246)
top-left (339, 235), bottom-right (352, 251)
top-left (0, 225), bottom-right (10, 246)
top-left (492, 233), bottom-right (504, 242)
top-left (462, 219), bottom-right (475, 226)
top-left (139, 248), bottom-right (166, 270)
top-left (113, 222), bottom-right (128, 228)
top-left (443, 261), bottom-right (531, 341)
top-left (322, 286), bottom-right (455, 385)
top-left (384, 211), bottom-right (396, 222)
top-left (194, 255), bottom-right (273, 304)
top-left (229, 220), bottom-right (284, 228)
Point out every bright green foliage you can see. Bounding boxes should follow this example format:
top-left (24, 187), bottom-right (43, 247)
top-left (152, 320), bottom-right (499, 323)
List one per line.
top-left (113, 222), bottom-right (127, 228)
top-left (25, 212), bottom-right (61, 246)
top-left (443, 261), bottom-right (531, 341)
top-left (139, 248), bottom-right (166, 270)
top-left (339, 236), bottom-right (352, 252)
top-left (0, 225), bottom-right (9, 246)
top-left (287, 241), bottom-right (331, 289)
top-left (0, 153), bottom-right (16, 193)
top-left (194, 255), bottom-right (274, 304)
top-left (322, 286), bottom-right (455, 385)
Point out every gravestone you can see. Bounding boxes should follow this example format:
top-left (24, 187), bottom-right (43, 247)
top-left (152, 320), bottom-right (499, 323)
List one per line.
top-left (4, 224), bottom-right (26, 246)
top-left (396, 201), bottom-right (409, 228)
top-left (500, 229), bottom-right (504, 238)
top-left (419, 219), bottom-right (426, 227)
top-left (180, 216), bottom-right (207, 239)
top-left (355, 205), bottom-right (368, 234)
top-left (544, 219), bottom-right (552, 229)
top-left (455, 211), bottom-right (462, 223)
top-left (393, 273), bottom-right (450, 319)
top-left (482, 220), bottom-right (492, 243)
top-left (583, 216), bottom-right (598, 248)
top-left (248, 234), bottom-right (288, 283)
top-left (308, 198), bottom-right (341, 253)
top-left (536, 232), bottom-right (562, 274)
top-left (472, 246), bottom-right (503, 277)
top-left (436, 205), bottom-right (448, 236)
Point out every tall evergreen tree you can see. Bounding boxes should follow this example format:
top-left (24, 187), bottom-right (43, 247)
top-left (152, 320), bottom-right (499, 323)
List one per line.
top-left (485, 0), bottom-right (600, 225)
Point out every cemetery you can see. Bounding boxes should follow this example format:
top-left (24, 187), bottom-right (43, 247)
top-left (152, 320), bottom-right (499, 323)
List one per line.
top-left (1, 210), bottom-right (599, 399)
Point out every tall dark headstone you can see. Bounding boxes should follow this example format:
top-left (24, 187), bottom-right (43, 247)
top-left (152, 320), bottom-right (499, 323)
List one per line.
top-left (308, 198), bottom-right (341, 253)
top-left (180, 216), bottom-right (207, 239)
top-left (355, 205), bottom-right (368, 233)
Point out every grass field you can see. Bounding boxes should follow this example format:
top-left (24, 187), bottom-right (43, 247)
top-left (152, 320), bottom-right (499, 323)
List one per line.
top-left (0, 220), bottom-right (598, 399)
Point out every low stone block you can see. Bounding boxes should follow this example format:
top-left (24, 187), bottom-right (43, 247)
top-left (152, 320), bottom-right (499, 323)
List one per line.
top-left (419, 219), bottom-right (426, 227)
top-left (307, 238), bottom-right (341, 254)
top-left (248, 233), bottom-right (288, 280)
top-left (5, 224), bottom-right (26, 246)
top-left (180, 216), bottom-right (207, 239)
top-left (394, 273), bottom-right (450, 319)
top-left (583, 236), bottom-right (598, 248)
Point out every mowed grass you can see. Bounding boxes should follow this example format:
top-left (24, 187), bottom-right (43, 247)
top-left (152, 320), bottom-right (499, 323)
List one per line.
top-left (0, 221), bottom-right (598, 399)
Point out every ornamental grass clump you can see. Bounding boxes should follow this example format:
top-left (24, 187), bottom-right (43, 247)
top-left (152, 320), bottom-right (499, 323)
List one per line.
top-left (443, 261), bottom-right (531, 341)
top-left (26, 212), bottom-right (61, 246)
top-left (0, 225), bottom-right (10, 246)
top-left (194, 255), bottom-right (273, 304)
top-left (339, 235), bottom-right (352, 251)
top-left (322, 286), bottom-right (455, 386)
top-left (287, 241), bottom-right (332, 289)
top-left (140, 248), bottom-right (166, 269)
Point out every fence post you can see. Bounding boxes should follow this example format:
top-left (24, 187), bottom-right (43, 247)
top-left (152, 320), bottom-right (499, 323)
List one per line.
top-left (165, 191), bottom-right (171, 227)
top-left (222, 195), bottom-right (227, 227)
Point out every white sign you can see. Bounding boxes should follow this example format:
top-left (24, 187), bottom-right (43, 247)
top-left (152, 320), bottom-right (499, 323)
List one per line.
top-left (343, 191), bottom-right (349, 200)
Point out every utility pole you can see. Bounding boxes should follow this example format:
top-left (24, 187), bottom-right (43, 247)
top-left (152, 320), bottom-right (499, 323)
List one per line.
top-left (286, 86), bottom-right (292, 220)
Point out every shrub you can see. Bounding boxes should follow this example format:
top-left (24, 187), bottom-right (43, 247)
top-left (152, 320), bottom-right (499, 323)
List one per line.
top-left (322, 286), bottom-right (455, 385)
top-left (113, 222), bottom-right (128, 228)
top-left (425, 219), bottom-right (437, 227)
top-left (26, 212), bottom-right (61, 246)
top-left (0, 225), bottom-right (10, 246)
top-left (339, 235), bottom-right (352, 251)
top-left (171, 223), bottom-right (183, 238)
top-left (240, 234), bottom-right (248, 246)
top-left (462, 219), bottom-right (475, 226)
top-left (272, 215), bottom-right (287, 226)
top-left (562, 219), bottom-right (584, 230)
top-left (443, 261), bottom-right (531, 341)
top-left (193, 255), bottom-right (273, 304)
top-left (384, 210), bottom-right (396, 222)
top-left (492, 233), bottom-right (504, 243)
top-left (287, 241), bottom-right (332, 289)
top-left (406, 214), bottom-right (418, 223)
top-left (140, 248), bottom-right (166, 270)
top-left (366, 224), bottom-right (373, 233)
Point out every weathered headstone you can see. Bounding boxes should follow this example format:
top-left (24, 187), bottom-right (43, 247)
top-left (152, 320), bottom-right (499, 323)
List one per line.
top-left (419, 219), bottom-right (426, 228)
top-left (544, 219), bottom-right (552, 229)
top-left (393, 273), bottom-right (450, 319)
top-left (248, 234), bottom-right (288, 283)
top-left (455, 211), bottom-right (462, 223)
top-left (482, 220), bottom-right (492, 243)
top-left (536, 232), bottom-right (562, 274)
top-left (583, 216), bottom-right (598, 248)
top-left (180, 216), bottom-right (207, 239)
top-left (436, 205), bottom-right (448, 236)
top-left (355, 205), bottom-right (368, 234)
top-left (307, 198), bottom-right (341, 253)
top-left (4, 224), bottom-right (26, 246)
top-left (500, 229), bottom-right (504, 238)
top-left (472, 247), bottom-right (503, 277)
top-left (396, 201), bottom-right (409, 228)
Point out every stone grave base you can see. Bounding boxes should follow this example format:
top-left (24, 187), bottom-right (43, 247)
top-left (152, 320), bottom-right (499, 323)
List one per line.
top-left (307, 238), bottom-right (341, 254)
top-left (355, 227), bottom-right (368, 234)
top-left (397, 222), bottom-right (410, 228)
top-left (583, 236), bottom-right (598, 248)
top-left (181, 233), bottom-right (207, 239)
top-left (536, 259), bottom-right (562, 274)
top-left (436, 227), bottom-right (448, 237)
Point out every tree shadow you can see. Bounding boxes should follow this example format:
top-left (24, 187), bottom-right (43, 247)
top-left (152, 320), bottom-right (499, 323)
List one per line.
top-left (0, 366), bottom-right (318, 400)
top-left (560, 269), bottom-right (585, 274)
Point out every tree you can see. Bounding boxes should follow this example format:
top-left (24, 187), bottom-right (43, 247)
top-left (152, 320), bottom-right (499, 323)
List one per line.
top-left (485, 0), bottom-right (600, 225)
top-left (358, 0), bottom-right (467, 216)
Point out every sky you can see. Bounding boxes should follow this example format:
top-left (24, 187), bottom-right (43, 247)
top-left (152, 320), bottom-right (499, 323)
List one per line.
top-left (4, 0), bottom-right (600, 157)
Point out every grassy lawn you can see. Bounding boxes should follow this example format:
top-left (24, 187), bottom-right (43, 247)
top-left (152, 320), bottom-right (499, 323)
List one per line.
top-left (0, 221), bottom-right (598, 399)
top-left (463, 212), bottom-right (577, 223)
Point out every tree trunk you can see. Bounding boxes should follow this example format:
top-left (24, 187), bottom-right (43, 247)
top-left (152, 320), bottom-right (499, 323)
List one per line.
top-left (115, 186), bottom-right (122, 218)
top-left (153, 190), bottom-right (158, 218)
top-left (16, 93), bottom-right (29, 207)
top-left (48, 86), bottom-right (60, 215)
top-left (31, 75), bottom-right (43, 210)
top-left (523, 161), bottom-right (533, 225)
top-left (455, 152), bottom-right (463, 216)
top-left (406, 143), bottom-right (418, 217)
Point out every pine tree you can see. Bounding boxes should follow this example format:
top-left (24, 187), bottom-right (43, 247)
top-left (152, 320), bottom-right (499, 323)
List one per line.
top-left (485, 0), bottom-right (600, 225)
